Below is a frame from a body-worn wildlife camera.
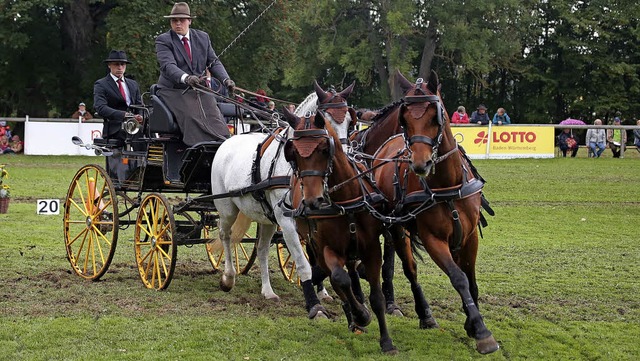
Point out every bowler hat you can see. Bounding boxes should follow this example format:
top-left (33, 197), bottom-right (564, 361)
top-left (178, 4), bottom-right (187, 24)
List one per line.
top-left (103, 50), bottom-right (131, 64)
top-left (164, 2), bottom-right (195, 19)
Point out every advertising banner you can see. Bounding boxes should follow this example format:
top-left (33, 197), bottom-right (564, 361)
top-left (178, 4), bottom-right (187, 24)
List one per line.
top-left (451, 125), bottom-right (555, 159)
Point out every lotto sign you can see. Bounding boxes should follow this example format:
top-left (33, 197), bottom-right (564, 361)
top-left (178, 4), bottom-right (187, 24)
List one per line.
top-left (37, 199), bottom-right (60, 215)
top-left (451, 125), bottom-right (555, 159)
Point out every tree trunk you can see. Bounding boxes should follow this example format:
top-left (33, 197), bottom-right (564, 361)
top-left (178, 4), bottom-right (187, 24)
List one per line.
top-left (418, 22), bottom-right (437, 79)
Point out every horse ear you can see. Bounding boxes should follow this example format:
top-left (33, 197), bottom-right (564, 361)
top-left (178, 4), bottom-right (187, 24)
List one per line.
top-left (314, 111), bottom-right (326, 129)
top-left (337, 81), bottom-right (356, 99)
top-left (348, 107), bottom-right (358, 129)
top-left (427, 70), bottom-right (440, 94)
top-left (396, 70), bottom-right (413, 94)
top-left (314, 80), bottom-right (330, 104)
top-left (282, 105), bottom-right (300, 128)
top-left (398, 104), bottom-right (407, 127)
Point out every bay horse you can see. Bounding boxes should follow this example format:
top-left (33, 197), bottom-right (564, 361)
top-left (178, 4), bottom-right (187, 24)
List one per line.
top-left (349, 91), bottom-right (440, 326)
top-left (282, 110), bottom-right (398, 354)
top-left (210, 82), bottom-right (355, 319)
top-left (372, 71), bottom-right (499, 354)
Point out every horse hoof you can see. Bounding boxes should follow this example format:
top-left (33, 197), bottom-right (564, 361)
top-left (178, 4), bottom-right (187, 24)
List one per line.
top-left (317, 289), bottom-right (334, 302)
top-left (354, 309), bottom-right (372, 328)
top-left (220, 275), bottom-right (234, 292)
top-left (264, 294), bottom-right (280, 302)
top-left (386, 304), bottom-right (404, 317)
top-left (308, 304), bottom-right (329, 320)
top-left (419, 316), bottom-right (439, 329)
top-left (349, 323), bottom-right (367, 334)
top-left (383, 347), bottom-right (399, 356)
top-left (476, 335), bottom-right (500, 354)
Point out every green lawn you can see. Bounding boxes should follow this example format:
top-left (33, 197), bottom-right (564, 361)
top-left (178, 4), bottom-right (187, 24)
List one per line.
top-left (0, 154), bottom-right (638, 360)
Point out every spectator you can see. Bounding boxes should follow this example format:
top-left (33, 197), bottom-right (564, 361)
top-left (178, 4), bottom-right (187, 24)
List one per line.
top-left (0, 135), bottom-right (13, 155)
top-left (634, 119), bottom-right (640, 153)
top-left (585, 119), bottom-right (606, 158)
top-left (70, 102), bottom-right (93, 122)
top-left (492, 107), bottom-right (511, 125)
top-left (254, 89), bottom-right (268, 108)
top-left (0, 121), bottom-right (10, 138)
top-left (451, 106), bottom-right (469, 124)
top-left (606, 117), bottom-right (626, 158)
top-left (287, 104), bottom-right (296, 113)
top-left (558, 128), bottom-right (579, 157)
top-left (470, 104), bottom-right (490, 125)
top-left (267, 101), bottom-right (275, 111)
top-left (9, 135), bottom-right (23, 154)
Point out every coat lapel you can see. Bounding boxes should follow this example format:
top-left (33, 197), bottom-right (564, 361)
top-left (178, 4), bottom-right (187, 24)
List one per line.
top-left (172, 30), bottom-right (194, 73)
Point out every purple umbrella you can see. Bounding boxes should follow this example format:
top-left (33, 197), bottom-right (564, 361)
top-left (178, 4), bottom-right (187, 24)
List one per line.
top-left (559, 118), bottom-right (586, 125)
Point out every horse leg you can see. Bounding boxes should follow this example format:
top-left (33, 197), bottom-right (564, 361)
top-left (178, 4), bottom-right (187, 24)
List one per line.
top-left (423, 234), bottom-right (499, 354)
top-left (218, 211), bottom-right (237, 292)
top-left (381, 229), bottom-right (403, 316)
top-left (360, 240), bottom-right (398, 354)
top-left (256, 223), bottom-right (279, 300)
top-left (278, 214), bottom-right (329, 318)
top-left (392, 227), bottom-right (439, 328)
top-left (324, 246), bottom-right (371, 330)
top-left (347, 260), bottom-right (366, 305)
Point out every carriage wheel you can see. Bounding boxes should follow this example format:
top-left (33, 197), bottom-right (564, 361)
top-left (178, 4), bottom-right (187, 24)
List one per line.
top-left (63, 164), bottom-right (119, 281)
top-left (277, 237), bottom-right (309, 286)
top-left (134, 193), bottom-right (177, 290)
top-left (205, 220), bottom-right (258, 275)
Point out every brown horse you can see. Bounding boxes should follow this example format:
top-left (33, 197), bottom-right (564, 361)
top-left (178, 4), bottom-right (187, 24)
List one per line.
top-left (282, 110), bottom-right (398, 354)
top-left (372, 71), bottom-right (499, 354)
top-left (351, 95), bottom-right (441, 327)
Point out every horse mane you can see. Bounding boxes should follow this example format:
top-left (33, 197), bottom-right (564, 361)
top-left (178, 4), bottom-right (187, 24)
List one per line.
top-left (369, 99), bottom-right (404, 124)
top-left (294, 93), bottom-right (318, 116)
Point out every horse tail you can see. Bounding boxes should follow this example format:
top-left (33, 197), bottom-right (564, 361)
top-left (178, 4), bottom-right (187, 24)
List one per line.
top-left (403, 223), bottom-right (426, 263)
top-left (230, 212), bottom-right (252, 245)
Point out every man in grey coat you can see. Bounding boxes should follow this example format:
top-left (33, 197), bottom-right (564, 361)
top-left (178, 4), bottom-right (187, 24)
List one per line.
top-left (155, 2), bottom-right (235, 146)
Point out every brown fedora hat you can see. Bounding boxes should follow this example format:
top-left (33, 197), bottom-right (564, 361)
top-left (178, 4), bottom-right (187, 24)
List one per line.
top-left (164, 2), bottom-right (195, 19)
top-left (103, 50), bottom-right (131, 64)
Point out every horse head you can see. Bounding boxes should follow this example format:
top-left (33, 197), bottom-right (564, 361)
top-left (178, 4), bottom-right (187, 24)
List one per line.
top-left (397, 70), bottom-right (449, 177)
top-left (312, 81), bottom-right (357, 150)
top-left (283, 107), bottom-right (336, 211)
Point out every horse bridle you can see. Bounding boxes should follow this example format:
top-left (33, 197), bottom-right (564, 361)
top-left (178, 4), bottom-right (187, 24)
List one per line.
top-left (401, 78), bottom-right (446, 162)
top-left (316, 88), bottom-right (353, 145)
top-left (286, 118), bottom-right (337, 181)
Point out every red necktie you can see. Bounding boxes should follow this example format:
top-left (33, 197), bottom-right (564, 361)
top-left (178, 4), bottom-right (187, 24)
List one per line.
top-left (117, 78), bottom-right (126, 101)
top-left (182, 37), bottom-right (192, 62)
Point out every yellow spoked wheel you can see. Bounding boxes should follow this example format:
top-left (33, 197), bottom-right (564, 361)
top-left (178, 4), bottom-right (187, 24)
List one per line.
top-left (134, 193), bottom-right (177, 290)
top-left (277, 237), bottom-right (309, 286)
top-left (205, 220), bottom-right (258, 275)
top-left (63, 164), bottom-right (119, 281)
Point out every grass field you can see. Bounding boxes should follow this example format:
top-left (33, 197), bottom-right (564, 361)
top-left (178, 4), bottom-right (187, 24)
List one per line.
top-left (0, 154), bottom-right (638, 360)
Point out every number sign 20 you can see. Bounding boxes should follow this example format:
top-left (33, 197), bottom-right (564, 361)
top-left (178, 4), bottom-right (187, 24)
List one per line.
top-left (37, 199), bottom-right (60, 215)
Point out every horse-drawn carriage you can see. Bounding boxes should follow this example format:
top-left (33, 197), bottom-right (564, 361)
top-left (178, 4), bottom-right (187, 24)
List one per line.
top-left (62, 74), bottom-right (500, 355)
top-left (62, 85), bottom-right (301, 290)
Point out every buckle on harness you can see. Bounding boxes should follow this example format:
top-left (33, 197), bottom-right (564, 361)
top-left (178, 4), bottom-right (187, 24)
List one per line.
top-left (451, 209), bottom-right (460, 221)
top-left (349, 222), bottom-right (357, 234)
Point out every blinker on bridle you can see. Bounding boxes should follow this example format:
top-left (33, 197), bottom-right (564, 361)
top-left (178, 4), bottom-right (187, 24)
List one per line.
top-left (288, 121), bottom-right (336, 179)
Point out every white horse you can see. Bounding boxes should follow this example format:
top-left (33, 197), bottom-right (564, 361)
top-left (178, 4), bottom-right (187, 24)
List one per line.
top-left (211, 82), bottom-right (355, 318)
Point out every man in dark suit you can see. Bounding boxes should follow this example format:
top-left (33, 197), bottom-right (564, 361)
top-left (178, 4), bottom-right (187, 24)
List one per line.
top-left (155, 2), bottom-right (235, 146)
top-left (93, 50), bottom-right (142, 142)
top-left (93, 50), bottom-right (143, 181)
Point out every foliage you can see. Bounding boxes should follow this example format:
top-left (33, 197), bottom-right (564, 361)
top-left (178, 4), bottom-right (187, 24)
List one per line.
top-left (0, 163), bottom-right (9, 198)
top-left (0, 1), bottom-right (639, 125)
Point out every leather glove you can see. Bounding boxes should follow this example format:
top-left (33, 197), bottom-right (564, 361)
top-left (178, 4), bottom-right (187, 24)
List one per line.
top-left (185, 75), bottom-right (201, 87)
top-left (224, 78), bottom-right (236, 94)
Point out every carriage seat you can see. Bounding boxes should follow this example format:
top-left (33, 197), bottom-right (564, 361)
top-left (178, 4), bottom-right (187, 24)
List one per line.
top-left (149, 84), bottom-right (180, 135)
top-left (217, 102), bottom-right (243, 120)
